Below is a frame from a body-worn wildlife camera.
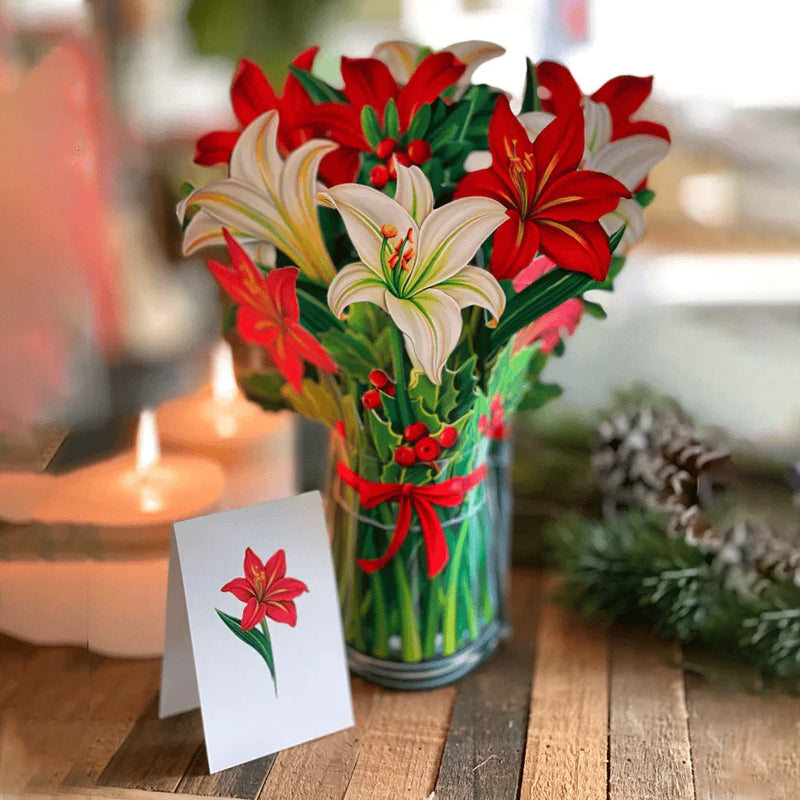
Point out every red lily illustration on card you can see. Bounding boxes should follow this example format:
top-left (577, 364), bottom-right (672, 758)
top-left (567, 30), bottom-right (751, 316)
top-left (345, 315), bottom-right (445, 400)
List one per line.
top-left (216, 547), bottom-right (308, 694)
top-left (207, 230), bottom-right (338, 391)
top-left (454, 95), bottom-right (630, 281)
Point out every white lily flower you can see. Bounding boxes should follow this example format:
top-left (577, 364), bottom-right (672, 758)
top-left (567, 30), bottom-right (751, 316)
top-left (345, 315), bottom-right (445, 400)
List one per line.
top-left (177, 110), bottom-right (337, 283)
top-left (320, 165), bottom-right (507, 384)
top-left (519, 99), bottom-right (669, 253)
top-left (372, 40), bottom-right (505, 100)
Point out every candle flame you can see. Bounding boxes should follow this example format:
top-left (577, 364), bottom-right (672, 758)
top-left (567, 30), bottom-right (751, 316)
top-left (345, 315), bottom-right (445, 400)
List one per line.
top-left (211, 340), bottom-right (238, 405)
top-left (136, 408), bottom-right (161, 474)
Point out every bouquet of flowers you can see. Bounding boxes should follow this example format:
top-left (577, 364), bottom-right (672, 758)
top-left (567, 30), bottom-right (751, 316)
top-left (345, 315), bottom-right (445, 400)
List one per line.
top-left (178, 40), bottom-right (669, 687)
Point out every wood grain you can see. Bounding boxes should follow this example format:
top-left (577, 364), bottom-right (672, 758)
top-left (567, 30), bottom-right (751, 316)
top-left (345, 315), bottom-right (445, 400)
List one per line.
top-left (434, 572), bottom-right (540, 800)
top-left (97, 697), bottom-right (203, 793)
top-left (341, 684), bottom-right (455, 800)
top-left (608, 629), bottom-right (693, 800)
top-left (519, 589), bottom-right (609, 800)
top-left (258, 679), bottom-right (378, 800)
top-left (177, 746), bottom-right (274, 799)
top-left (684, 647), bottom-right (800, 800)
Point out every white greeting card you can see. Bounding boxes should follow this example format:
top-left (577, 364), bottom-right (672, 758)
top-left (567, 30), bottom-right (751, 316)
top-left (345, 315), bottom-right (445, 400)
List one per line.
top-left (159, 491), bottom-right (354, 773)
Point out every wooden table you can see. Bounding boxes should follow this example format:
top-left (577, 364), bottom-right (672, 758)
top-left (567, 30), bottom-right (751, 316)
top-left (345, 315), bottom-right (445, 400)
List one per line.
top-left (2, 571), bottom-right (799, 800)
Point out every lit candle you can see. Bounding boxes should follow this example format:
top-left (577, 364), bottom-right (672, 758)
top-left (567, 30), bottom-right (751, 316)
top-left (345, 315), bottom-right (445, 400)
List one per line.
top-left (157, 340), bottom-right (296, 510)
top-left (0, 410), bottom-right (225, 657)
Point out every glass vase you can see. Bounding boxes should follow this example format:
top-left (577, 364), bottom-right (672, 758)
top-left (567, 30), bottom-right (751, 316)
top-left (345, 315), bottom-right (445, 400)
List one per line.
top-left (487, 432), bottom-right (514, 638)
top-left (327, 437), bottom-right (504, 690)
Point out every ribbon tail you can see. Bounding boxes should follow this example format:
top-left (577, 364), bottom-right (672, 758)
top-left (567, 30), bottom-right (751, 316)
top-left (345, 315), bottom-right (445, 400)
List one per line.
top-left (414, 499), bottom-right (450, 579)
top-left (357, 497), bottom-right (412, 574)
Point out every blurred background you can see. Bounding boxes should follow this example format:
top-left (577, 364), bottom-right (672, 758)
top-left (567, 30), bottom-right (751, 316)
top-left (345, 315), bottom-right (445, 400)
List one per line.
top-left (0, 0), bottom-right (798, 516)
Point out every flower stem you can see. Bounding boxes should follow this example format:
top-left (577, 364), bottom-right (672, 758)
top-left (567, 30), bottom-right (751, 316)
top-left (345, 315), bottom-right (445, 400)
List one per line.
top-left (260, 619), bottom-right (278, 696)
top-left (443, 517), bottom-right (472, 655)
top-left (389, 325), bottom-right (414, 428)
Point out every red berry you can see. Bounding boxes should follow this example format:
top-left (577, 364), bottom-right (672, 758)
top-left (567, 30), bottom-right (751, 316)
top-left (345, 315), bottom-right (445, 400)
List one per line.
top-left (407, 139), bottom-right (432, 165)
top-left (490, 422), bottom-right (508, 440)
top-left (383, 383), bottom-right (396, 397)
top-left (375, 137), bottom-right (397, 160)
top-left (394, 446), bottom-right (416, 467)
top-left (369, 164), bottom-right (389, 188)
top-left (334, 420), bottom-right (346, 439)
top-left (369, 369), bottom-right (389, 388)
top-left (404, 421), bottom-right (429, 442)
top-left (439, 426), bottom-right (458, 448)
top-left (478, 414), bottom-right (489, 434)
top-left (490, 394), bottom-right (503, 413)
top-left (414, 436), bottom-right (442, 461)
top-left (362, 389), bottom-right (381, 409)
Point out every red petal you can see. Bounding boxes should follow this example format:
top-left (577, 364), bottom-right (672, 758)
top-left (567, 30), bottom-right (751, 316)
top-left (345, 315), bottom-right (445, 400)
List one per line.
top-left (194, 130), bottom-right (240, 166)
top-left (262, 548), bottom-right (287, 591)
top-left (537, 219), bottom-right (611, 280)
top-left (265, 600), bottom-right (298, 627)
top-left (299, 103), bottom-right (368, 151)
top-left (489, 215), bottom-right (540, 281)
top-left (454, 167), bottom-right (516, 207)
top-left (231, 59), bottom-right (278, 126)
top-left (285, 319), bottom-right (338, 374)
top-left (319, 147), bottom-right (361, 186)
top-left (236, 306), bottom-right (281, 349)
top-left (241, 598), bottom-right (267, 631)
top-left (486, 95), bottom-right (533, 179)
top-left (591, 74), bottom-right (653, 121)
top-left (213, 229), bottom-right (274, 312)
top-left (515, 297), bottom-right (583, 352)
top-left (207, 259), bottom-right (249, 307)
top-left (221, 577), bottom-right (255, 602)
top-left (340, 56), bottom-right (397, 116)
top-left (244, 547), bottom-right (265, 580)
top-left (511, 254), bottom-right (557, 292)
top-left (265, 266), bottom-right (300, 320)
top-left (534, 170), bottom-right (630, 222)
top-left (267, 576), bottom-right (309, 601)
top-left (536, 61), bottom-right (582, 115)
top-left (282, 46), bottom-right (320, 116)
top-left (268, 333), bottom-right (305, 391)
top-left (532, 108), bottom-right (584, 195)
top-left (396, 52), bottom-right (465, 129)
top-left (612, 118), bottom-right (671, 143)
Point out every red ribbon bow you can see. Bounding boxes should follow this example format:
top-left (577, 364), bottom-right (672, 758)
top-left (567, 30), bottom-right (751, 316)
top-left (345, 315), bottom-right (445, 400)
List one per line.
top-left (337, 461), bottom-right (487, 578)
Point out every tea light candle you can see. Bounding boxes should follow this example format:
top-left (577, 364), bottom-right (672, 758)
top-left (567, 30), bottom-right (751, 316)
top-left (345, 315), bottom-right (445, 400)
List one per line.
top-left (157, 341), bottom-right (296, 510)
top-left (0, 410), bottom-right (226, 657)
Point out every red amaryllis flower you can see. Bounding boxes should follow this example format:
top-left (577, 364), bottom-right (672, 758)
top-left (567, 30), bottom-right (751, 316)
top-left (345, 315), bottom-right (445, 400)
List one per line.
top-left (300, 52), bottom-right (465, 180)
top-left (222, 547), bottom-right (308, 630)
top-left (536, 60), bottom-right (670, 142)
top-left (455, 95), bottom-right (630, 281)
top-left (208, 230), bottom-right (337, 391)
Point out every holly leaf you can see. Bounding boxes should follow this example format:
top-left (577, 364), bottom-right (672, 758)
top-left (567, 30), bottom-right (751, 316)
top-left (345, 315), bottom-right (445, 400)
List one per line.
top-left (518, 380), bottom-right (563, 411)
top-left (240, 372), bottom-right (286, 412)
top-left (281, 377), bottom-right (341, 426)
top-left (368, 410), bottom-right (403, 462)
top-left (319, 329), bottom-right (380, 383)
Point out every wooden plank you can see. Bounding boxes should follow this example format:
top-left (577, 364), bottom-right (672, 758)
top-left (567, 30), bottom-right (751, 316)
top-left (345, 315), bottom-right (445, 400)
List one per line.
top-left (519, 591), bottom-right (609, 800)
top-left (684, 647), bottom-right (800, 800)
top-left (608, 629), bottom-right (693, 800)
top-left (434, 571), bottom-right (540, 800)
top-left (177, 746), bottom-right (275, 799)
top-left (97, 696), bottom-right (204, 793)
top-left (342, 684), bottom-right (455, 800)
top-left (258, 679), bottom-right (379, 800)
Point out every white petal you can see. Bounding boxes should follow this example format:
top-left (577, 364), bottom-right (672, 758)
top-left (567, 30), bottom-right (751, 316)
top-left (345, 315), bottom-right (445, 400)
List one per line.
top-left (385, 289), bottom-right (463, 385)
top-left (589, 134), bottom-right (670, 191)
top-left (447, 40), bottom-right (505, 98)
top-left (583, 99), bottom-right (612, 156)
top-left (464, 150), bottom-right (492, 172)
top-left (230, 110), bottom-right (283, 197)
top-left (518, 111), bottom-right (555, 141)
top-left (409, 196), bottom-right (507, 292)
top-left (371, 40), bottom-right (419, 84)
top-left (318, 184), bottom-right (418, 276)
top-left (439, 266), bottom-right (506, 325)
top-left (327, 263), bottom-right (388, 319)
top-left (600, 198), bottom-right (646, 254)
top-left (394, 164), bottom-right (433, 226)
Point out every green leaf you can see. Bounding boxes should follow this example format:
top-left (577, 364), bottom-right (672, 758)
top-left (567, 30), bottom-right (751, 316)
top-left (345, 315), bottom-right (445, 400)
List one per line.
top-left (367, 410), bottom-right (403, 462)
top-left (216, 609), bottom-right (276, 681)
top-left (240, 372), bottom-right (286, 411)
top-left (593, 255), bottom-right (627, 292)
top-left (408, 371), bottom-right (440, 415)
top-left (288, 66), bottom-right (347, 103)
top-left (636, 188), bottom-right (656, 208)
top-left (521, 57), bottom-right (542, 113)
top-left (582, 299), bottom-right (607, 319)
top-left (281, 377), bottom-right (343, 426)
top-left (180, 181), bottom-right (195, 198)
top-left (361, 105), bottom-right (383, 149)
top-left (427, 104), bottom-right (471, 150)
top-left (222, 304), bottom-right (237, 334)
top-left (319, 329), bottom-right (379, 383)
top-left (297, 287), bottom-right (344, 334)
top-left (608, 224), bottom-right (627, 254)
top-left (383, 98), bottom-right (399, 138)
top-left (406, 103), bottom-right (432, 141)
top-left (518, 380), bottom-right (563, 411)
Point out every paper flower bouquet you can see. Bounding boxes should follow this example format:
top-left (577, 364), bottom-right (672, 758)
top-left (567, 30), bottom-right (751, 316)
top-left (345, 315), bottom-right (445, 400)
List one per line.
top-left (179, 40), bottom-right (669, 687)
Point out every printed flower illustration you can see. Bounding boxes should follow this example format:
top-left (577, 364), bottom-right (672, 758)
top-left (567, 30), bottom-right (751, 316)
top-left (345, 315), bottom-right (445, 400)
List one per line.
top-left (320, 164), bottom-right (507, 383)
top-left (178, 109), bottom-right (338, 283)
top-left (454, 95), bottom-right (630, 281)
top-left (208, 230), bottom-right (337, 391)
top-left (372, 39), bottom-right (504, 100)
top-left (217, 547), bottom-right (308, 694)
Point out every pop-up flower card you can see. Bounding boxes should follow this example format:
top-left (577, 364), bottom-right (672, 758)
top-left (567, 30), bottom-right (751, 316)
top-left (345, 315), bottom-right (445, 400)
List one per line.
top-left (159, 491), bottom-right (354, 773)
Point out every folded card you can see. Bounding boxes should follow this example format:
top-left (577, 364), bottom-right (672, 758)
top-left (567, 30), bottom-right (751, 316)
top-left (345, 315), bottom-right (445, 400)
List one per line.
top-left (159, 491), bottom-right (354, 773)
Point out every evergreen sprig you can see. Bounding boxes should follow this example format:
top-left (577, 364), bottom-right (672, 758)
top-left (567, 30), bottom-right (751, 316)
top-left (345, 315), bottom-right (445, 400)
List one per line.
top-left (548, 511), bottom-right (800, 677)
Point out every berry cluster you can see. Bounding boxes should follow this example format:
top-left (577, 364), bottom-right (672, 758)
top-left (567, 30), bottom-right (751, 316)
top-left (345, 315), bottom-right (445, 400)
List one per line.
top-left (394, 421), bottom-right (459, 467)
top-left (362, 369), bottom-right (396, 409)
top-left (478, 394), bottom-right (507, 439)
top-left (369, 138), bottom-right (432, 189)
